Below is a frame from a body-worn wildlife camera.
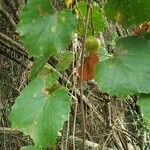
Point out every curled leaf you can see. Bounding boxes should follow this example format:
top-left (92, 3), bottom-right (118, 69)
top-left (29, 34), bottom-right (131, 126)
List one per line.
top-left (77, 53), bottom-right (99, 84)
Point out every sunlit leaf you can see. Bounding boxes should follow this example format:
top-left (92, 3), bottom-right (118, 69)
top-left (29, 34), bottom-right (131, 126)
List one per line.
top-left (65, 0), bottom-right (73, 8)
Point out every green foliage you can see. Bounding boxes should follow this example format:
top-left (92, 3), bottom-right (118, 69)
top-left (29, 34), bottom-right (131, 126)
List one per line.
top-left (137, 94), bottom-right (150, 125)
top-left (9, 77), bottom-right (71, 148)
top-left (75, 1), bottom-right (104, 35)
top-left (94, 36), bottom-right (150, 97)
top-left (56, 51), bottom-right (73, 71)
top-left (104, 0), bottom-right (150, 27)
top-left (17, 0), bottom-right (76, 57)
top-left (29, 55), bottom-right (49, 80)
top-left (9, 0), bottom-right (150, 149)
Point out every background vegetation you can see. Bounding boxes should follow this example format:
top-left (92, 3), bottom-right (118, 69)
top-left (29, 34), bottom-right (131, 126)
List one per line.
top-left (1, 0), bottom-right (150, 150)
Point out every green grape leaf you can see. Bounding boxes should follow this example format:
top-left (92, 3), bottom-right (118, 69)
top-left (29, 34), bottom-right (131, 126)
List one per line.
top-left (9, 77), bottom-right (71, 148)
top-left (56, 51), bottom-right (73, 71)
top-left (104, 0), bottom-right (150, 27)
top-left (21, 146), bottom-right (37, 150)
top-left (75, 2), bottom-right (104, 35)
top-left (137, 94), bottom-right (150, 125)
top-left (91, 7), bottom-right (105, 33)
top-left (94, 36), bottom-right (150, 97)
top-left (17, 0), bottom-right (76, 57)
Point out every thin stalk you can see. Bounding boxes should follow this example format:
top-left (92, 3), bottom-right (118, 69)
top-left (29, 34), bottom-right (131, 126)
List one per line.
top-left (79, 0), bottom-right (92, 149)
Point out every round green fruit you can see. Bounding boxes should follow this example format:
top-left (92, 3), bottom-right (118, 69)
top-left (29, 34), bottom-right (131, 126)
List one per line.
top-left (85, 36), bottom-right (100, 53)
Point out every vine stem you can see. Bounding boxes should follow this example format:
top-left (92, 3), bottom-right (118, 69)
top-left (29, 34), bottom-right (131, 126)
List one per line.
top-left (79, 0), bottom-right (92, 149)
top-left (0, 5), bottom-right (16, 29)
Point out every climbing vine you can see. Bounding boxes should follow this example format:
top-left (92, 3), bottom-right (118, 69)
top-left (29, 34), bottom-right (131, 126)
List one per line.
top-left (9, 0), bottom-right (150, 149)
